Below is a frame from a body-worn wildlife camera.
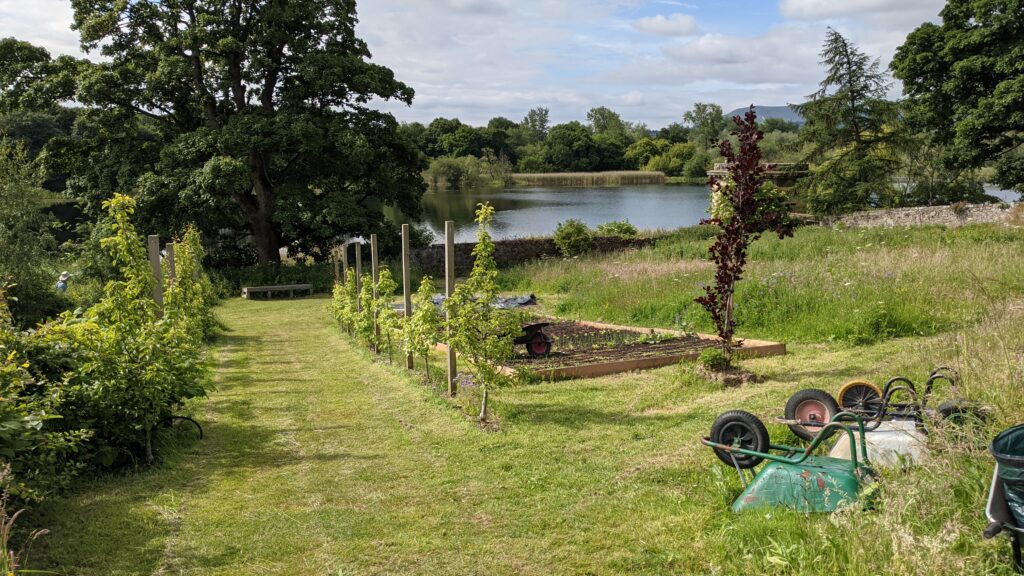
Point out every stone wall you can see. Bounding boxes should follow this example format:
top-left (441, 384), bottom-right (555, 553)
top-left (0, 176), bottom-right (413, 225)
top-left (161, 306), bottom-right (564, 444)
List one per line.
top-left (836, 202), bottom-right (1016, 229)
top-left (411, 236), bottom-right (657, 277)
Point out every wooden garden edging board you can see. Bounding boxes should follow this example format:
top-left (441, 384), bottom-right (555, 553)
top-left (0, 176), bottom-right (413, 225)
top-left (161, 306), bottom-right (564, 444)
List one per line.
top-left (433, 317), bottom-right (785, 382)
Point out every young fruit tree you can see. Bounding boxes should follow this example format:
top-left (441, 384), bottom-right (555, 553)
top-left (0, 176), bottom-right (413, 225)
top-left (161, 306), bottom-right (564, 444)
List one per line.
top-left (696, 107), bottom-right (793, 363)
top-left (402, 276), bottom-right (442, 381)
top-left (444, 203), bottom-right (519, 421)
top-left (374, 267), bottom-right (401, 364)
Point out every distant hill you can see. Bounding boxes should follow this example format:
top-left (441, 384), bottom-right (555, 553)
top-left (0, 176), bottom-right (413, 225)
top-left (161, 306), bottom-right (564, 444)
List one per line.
top-left (726, 105), bottom-right (805, 125)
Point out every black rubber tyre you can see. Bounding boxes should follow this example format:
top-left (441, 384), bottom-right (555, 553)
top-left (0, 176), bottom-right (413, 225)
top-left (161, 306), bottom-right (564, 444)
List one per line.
top-left (837, 380), bottom-right (884, 417)
top-left (937, 399), bottom-right (988, 425)
top-left (785, 388), bottom-right (841, 441)
top-left (710, 410), bottom-right (770, 469)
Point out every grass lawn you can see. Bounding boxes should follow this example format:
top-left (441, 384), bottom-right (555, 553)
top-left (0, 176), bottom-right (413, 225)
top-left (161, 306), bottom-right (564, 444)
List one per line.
top-left (25, 223), bottom-right (1024, 575)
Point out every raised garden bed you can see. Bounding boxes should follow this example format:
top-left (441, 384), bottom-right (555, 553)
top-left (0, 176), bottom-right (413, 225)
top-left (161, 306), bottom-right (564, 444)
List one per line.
top-left (436, 318), bottom-right (785, 381)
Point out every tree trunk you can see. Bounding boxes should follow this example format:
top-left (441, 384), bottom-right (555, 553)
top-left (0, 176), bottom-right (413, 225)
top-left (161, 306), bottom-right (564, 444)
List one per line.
top-left (246, 152), bottom-right (282, 264)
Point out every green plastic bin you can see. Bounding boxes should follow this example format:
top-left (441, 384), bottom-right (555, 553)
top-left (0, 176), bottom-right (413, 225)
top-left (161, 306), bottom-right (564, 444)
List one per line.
top-left (991, 424), bottom-right (1024, 527)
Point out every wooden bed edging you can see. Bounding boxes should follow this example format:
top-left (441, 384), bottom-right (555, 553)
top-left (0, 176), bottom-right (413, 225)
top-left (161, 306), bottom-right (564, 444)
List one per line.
top-left (433, 318), bottom-right (786, 382)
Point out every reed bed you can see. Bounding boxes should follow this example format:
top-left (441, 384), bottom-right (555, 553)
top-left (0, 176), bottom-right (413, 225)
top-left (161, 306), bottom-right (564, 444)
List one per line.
top-left (512, 171), bottom-right (666, 187)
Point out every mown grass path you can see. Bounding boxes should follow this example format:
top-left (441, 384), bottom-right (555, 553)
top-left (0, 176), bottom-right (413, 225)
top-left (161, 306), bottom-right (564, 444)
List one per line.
top-left (30, 296), bottom-right (1013, 575)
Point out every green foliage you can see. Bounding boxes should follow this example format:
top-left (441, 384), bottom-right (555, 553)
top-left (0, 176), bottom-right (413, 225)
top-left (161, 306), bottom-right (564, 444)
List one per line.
top-left (893, 0), bottom-right (1024, 194)
top-left (374, 267), bottom-right (401, 362)
top-left (624, 138), bottom-right (670, 169)
top-left (646, 142), bottom-right (698, 176)
top-left (683, 149), bottom-right (712, 178)
top-left (444, 203), bottom-right (519, 420)
top-left (0, 138), bottom-right (64, 326)
top-left (331, 269), bottom-right (359, 336)
top-left (683, 103), bottom-right (727, 150)
top-left (426, 156), bottom-right (487, 191)
top-left (594, 220), bottom-right (638, 238)
top-left (697, 347), bottom-right (731, 371)
top-left (356, 274), bottom-right (376, 348)
top-left (402, 276), bottom-right (442, 379)
top-left (796, 29), bottom-right (901, 215)
top-left (12, 1), bottom-right (426, 264)
top-left (554, 219), bottom-right (595, 257)
top-left (0, 194), bottom-right (214, 501)
top-left (36, 195), bottom-right (212, 467)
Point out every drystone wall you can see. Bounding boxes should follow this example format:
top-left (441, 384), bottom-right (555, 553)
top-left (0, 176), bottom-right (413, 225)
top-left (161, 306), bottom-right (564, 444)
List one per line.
top-left (836, 202), bottom-right (1015, 229)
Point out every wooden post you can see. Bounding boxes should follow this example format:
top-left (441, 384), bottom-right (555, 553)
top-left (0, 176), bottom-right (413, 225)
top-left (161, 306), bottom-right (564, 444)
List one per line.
top-left (332, 248), bottom-right (339, 283)
top-left (355, 241), bottom-right (362, 311)
top-left (147, 235), bottom-right (163, 316)
top-left (401, 224), bottom-right (414, 370)
top-left (445, 221), bottom-right (457, 396)
top-left (341, 243), bottom-right (349, 281)
top-left (370, 234), bottom-right (380, 348)
top-left (165, 243), bottom-right (176, 281)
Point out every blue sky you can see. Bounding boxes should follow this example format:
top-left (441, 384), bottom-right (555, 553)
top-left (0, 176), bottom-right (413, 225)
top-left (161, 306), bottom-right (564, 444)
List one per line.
top-left (1, 0), bottom-right (947, 127)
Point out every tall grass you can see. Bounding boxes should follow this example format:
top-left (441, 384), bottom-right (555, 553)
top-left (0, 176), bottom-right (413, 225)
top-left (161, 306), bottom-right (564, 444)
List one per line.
top-left (512, 171), bottom-right (666, 187)
top-left (500, 224), bottom-right (1024, 345)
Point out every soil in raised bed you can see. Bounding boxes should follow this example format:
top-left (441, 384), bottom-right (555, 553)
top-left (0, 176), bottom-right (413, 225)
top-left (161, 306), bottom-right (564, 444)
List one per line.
top-left (506, 321), bottom-right (715, 370)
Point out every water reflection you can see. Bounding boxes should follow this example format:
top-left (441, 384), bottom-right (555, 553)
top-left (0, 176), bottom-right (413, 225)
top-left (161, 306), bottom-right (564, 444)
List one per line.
top-left (390, 185), bottom-right (713, 243)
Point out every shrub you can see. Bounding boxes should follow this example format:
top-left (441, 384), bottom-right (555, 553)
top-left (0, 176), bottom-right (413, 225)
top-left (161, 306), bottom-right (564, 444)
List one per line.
top-left (554, 219), bottom-right (594, 257)
top-left (595, 220), bottom-right (638, 238)
top-left (697, 347), bottom-right (731, 371)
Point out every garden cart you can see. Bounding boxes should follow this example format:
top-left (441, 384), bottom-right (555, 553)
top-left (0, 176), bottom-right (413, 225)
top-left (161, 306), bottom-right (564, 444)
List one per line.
top-left (702, 410), bottom-right (873, 513)
top-left (985, 424), bottom-right (1024, 573)
top-left (514, 322), bottom-right (553, 357)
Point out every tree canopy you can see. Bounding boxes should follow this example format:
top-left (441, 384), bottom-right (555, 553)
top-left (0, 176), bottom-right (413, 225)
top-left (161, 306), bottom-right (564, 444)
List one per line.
top-left (3, 1), bottom-right (426, 264)
top-left (892, 0), bottom-right (1024, 193)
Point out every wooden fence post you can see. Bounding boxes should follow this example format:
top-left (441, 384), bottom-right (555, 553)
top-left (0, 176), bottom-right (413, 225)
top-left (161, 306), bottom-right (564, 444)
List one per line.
top-left (341, 243), bottom-right (349, 281)
top-left (370, 234), bottom-right (380, 349)
top-left (445, 221), bottom-right (457, 396)
top-left (355, 241), bottom-right (362, 312)
top-left (147, 235), bottom-right (163, 316)
top-left (165, 243), bottom-right (176, 281)
top-left (401, 224), bottom-right (414, 370)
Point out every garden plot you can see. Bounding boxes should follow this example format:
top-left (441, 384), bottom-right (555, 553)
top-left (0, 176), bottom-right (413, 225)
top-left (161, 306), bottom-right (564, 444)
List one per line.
top-left (438, 318), bottom-right (785, 381)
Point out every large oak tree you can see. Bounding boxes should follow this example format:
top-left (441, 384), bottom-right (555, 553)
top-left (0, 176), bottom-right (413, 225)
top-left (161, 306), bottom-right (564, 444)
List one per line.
top-left (11, 0), bottom-right (425, 263)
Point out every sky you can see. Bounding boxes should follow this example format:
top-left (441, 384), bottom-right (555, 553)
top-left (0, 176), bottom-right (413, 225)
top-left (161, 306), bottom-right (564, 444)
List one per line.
top-left (0, 0), bottom-right (947, 128)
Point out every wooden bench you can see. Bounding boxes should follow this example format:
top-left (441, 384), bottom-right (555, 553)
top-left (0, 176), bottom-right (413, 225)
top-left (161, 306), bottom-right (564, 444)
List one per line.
top-left (241, 284), bottom-right (314, 299)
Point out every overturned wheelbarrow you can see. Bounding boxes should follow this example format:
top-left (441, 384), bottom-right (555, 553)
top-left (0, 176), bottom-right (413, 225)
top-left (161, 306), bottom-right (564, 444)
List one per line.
top-left (985, 424), bottom-right (1024, 573)
top-left (514, 322), bottom-right (553, 357)
top-left (702, 410), bottom-right (874, 513)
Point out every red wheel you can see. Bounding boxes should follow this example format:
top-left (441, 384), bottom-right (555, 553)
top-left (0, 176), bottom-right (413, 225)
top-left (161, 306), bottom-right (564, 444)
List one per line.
top-left (527, 333), bottom-right (552, 357)
top-left (784, 389), bottom-right (840, 441)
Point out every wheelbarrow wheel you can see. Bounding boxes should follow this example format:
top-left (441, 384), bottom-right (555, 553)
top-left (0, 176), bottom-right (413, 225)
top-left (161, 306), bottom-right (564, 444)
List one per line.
top-left (837, 380), bottom-right (883, 417)
top-left (785, 389), bottom-right (840, 442)
top-left (710, 410), bottom-right (769, 469)
top-left (526, 332), bottom-right (552, 357)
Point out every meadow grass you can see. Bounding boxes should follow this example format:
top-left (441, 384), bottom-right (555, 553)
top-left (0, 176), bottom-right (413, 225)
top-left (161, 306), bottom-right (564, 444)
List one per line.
top-left (22, 223), bottom-right (1024, 575)
top-left (500, 224), bottom-right (1024, 345)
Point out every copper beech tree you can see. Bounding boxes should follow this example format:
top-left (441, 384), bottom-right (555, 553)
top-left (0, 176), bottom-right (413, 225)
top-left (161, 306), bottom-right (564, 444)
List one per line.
top-left (696, 107), bottom-right (793, 362)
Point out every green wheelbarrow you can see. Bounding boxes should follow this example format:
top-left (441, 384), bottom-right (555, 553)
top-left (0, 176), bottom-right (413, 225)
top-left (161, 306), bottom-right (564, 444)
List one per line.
top-left (702, 410), bottom-right (874, 513)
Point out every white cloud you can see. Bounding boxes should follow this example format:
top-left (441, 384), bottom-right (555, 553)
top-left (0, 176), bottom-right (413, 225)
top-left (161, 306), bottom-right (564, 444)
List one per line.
top-left (779, 0), bottom-right (945, 28)
top-left (632, 13), bottom-right (698, 36)
top-left (0, 0), bottom-right (84, 58)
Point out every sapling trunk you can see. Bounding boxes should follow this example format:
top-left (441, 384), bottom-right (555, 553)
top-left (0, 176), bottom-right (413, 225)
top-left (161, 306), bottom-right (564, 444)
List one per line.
top-left (478, 387), bottom-right (489, 421)
top-left (423, 352), bottom-right (431, 383)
